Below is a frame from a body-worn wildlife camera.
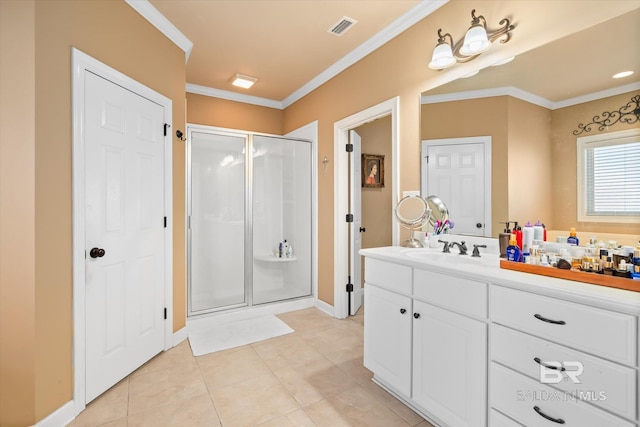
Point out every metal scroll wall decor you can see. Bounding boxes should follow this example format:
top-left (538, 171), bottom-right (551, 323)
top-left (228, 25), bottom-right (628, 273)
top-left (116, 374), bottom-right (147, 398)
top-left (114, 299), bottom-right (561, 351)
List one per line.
top-left (573, 94), bottom-right (640, 135)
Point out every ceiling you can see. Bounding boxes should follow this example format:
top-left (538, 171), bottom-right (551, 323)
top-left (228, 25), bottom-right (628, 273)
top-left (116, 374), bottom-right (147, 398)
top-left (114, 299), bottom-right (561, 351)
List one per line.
top-left (149, 0), bottom-right (423, 102)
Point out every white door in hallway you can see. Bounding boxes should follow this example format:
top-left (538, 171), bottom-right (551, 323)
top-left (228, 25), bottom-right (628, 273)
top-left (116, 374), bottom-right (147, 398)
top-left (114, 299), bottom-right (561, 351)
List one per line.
top-left (350, 130), bottom-right (363, 315)
top-left (84, 71), bottom-right (166, 402)
top-left (422, 138), bottom-right (488, 236)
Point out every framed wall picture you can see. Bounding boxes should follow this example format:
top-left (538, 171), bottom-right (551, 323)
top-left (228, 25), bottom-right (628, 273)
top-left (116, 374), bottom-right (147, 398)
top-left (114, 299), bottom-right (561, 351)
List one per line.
top-left (362, 154), bottom-right (384, 188)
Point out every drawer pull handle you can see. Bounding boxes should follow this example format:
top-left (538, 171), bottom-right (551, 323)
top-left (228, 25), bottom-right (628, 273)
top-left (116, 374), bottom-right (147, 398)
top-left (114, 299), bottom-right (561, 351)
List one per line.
top-left (400, 308), bottom-right (406, 314)
top-left (533, 406), bottom-right (565, 424)
top-left (534, 357), bottom-right (566, 371)
top-left (534, 314), bottom-right (566, 325)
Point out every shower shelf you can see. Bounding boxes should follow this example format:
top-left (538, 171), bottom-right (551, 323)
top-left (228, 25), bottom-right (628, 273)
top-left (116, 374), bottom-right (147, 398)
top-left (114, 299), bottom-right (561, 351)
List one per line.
top-left (255, 255), bottom-right (297, 262)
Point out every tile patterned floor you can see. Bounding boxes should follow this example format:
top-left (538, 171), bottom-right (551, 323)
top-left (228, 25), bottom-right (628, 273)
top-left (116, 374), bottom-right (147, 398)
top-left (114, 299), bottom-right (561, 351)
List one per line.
top-left (68, 307), bottom-right (434, 427)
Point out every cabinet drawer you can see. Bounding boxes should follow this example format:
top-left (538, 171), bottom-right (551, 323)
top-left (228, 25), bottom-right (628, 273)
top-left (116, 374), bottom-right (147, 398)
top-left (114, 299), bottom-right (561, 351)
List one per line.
top-left (365, 258), bottom-right (412, 294)
top-left (490, 286), bottom-right (637, 365)
top-left (414, 268), bottom-right (487, 318)
top-left (491, 363), bottom-right (634, 427)
top-left (490, 409), bottom-right (525, 427)
top-left (491, 324), bottom-right (637, 420)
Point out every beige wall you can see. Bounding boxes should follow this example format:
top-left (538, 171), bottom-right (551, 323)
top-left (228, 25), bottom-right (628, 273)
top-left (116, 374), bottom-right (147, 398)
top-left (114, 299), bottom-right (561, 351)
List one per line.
top-left (551, 91), bottom-right (640, 234)
top-left (186, 93), bottom-right (284, 134)
top-left (507, 97), bottom-right (554, 228)
top-left (0, 0), bottom-right (186, 424)
top-left (357, 115), bottom-right (394, 250)
top-left (0, 2), bottom-right (37, 425)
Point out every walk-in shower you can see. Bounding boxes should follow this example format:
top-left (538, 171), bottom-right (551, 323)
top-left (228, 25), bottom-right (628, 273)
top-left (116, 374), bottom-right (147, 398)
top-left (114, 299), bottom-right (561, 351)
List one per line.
top-left (187, 125), bottom-right (313, 316)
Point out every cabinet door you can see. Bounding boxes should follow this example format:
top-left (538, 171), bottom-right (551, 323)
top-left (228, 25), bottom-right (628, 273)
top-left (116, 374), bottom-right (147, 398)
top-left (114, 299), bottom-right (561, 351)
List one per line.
top-left (413, 300), bottom-right (487, 427)
top-left (364, 284), bottom-right (412, 396)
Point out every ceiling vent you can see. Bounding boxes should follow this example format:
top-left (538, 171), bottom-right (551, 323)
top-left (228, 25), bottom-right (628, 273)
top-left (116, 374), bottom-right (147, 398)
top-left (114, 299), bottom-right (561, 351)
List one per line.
top-left (328, 16), bottom-right (358, 36)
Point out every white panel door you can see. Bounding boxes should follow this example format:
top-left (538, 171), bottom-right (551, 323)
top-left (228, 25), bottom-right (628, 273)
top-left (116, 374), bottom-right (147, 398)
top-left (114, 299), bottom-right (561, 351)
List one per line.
top-left (349, 130), bottom-right (363, 315)
top-left (423, 141), bottom-right (486, 236)
top-left (85, 71), bottom-right (165, 402)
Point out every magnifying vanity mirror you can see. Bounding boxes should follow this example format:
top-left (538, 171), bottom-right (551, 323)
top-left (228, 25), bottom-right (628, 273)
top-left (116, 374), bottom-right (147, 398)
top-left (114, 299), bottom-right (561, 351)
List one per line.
top-left (420, 8), bottom-right (640, 238)
top-left (425, 195), bottom-right (449, 228)
top-left (395, 195), bottom-right (431, 247)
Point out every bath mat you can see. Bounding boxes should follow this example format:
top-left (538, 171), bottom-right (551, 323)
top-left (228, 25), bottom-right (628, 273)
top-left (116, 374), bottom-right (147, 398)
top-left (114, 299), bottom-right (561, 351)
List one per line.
top-left (188, 314), bottom-right (294, 356)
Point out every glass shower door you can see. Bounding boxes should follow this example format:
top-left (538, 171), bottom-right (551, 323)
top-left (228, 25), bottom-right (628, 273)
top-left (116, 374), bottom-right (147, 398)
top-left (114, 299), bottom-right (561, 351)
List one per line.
top-left (189, 131), bottom-right (247, 313)
top-left (252, 135), bottom-right (312, 305)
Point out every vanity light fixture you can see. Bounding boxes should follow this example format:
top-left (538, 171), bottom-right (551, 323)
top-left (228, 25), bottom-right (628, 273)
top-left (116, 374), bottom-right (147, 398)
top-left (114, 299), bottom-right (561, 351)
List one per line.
top-left (230, 73), bottom-right (257, 89)
top-left (428, 9), bottom-right (515, 70)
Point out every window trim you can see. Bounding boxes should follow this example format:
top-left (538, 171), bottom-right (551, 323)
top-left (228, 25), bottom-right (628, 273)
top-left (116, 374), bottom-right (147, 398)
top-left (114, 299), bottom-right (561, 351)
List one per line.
top-left (576, 128), bottom-right (640, 223)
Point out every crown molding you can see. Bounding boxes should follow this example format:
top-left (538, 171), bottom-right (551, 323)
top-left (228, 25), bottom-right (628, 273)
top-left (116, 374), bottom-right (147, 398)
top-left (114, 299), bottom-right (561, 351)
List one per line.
top-left (421, 86), bottom-right (554, 109)
top-left (125, 0), bottom-right (193, 63)
top-left (186, 83), bottom-right (284, 109)
top-left (281, 0), bottom-right (449, 108)
top-left (552, 81), bottom-right (640, 109)
top-left (421, 82), bottom-right (640, 110)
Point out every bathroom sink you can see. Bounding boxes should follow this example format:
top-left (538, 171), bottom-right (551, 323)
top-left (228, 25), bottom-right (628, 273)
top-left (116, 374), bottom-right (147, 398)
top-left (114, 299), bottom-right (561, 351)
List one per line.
top-left (403, 249), bottom-right (499, 268)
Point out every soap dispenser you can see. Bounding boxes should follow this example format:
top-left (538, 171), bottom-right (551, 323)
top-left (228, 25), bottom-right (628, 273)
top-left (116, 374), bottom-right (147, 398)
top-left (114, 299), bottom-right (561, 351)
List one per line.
top-left (498, 222), bottom-right (512, 258)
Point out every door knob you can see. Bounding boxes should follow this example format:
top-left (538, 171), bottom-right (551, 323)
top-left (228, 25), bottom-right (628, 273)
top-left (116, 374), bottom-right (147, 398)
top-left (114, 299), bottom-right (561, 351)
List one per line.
top-left (413, 313), bottom-right (421, 319)
top-left (359, 227), bottom-right (366, 232)
top-left (400, 308), bottom-right (406, 314)
top-left (476, 222), bottom-right (483, 228)
top-left (89, 247), bottom-right (105, 258)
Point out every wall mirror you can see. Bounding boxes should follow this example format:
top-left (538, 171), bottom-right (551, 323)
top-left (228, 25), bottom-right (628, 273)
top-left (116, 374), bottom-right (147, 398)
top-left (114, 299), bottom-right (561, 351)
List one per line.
top-left (420, 8), bottom-right (640, 238)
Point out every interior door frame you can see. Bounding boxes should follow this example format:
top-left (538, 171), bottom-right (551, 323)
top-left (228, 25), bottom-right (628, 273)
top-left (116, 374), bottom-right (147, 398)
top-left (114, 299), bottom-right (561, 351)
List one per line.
top-left (71, 48), bottom-right (173, 415)
top-left (421, 136), bottom-right (492, 237)
top-left (334, 97), bottom-right (400, 319)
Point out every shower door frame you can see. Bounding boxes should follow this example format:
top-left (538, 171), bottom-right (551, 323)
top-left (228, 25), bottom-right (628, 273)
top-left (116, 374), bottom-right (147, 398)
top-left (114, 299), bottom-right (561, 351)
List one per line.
top-left (186, 124), bottom-right (314, 317)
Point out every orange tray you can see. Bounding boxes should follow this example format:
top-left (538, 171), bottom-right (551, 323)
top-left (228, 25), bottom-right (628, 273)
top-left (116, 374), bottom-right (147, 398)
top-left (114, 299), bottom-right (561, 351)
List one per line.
top-left (499, 260), bottom-right (640, 293)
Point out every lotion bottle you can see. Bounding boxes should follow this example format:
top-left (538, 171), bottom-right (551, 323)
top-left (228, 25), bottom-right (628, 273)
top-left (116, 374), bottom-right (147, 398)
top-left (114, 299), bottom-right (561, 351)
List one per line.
top-left (533, 220), bottom-right (544, 241)
top-left (506, 234), bottom-right (522, 262)
top-left (567, 228), bottom-right (579, 246)
top-left (514, 222), bottom-right (523, 250)
top-left (522, 221), bottom-right (534, 254)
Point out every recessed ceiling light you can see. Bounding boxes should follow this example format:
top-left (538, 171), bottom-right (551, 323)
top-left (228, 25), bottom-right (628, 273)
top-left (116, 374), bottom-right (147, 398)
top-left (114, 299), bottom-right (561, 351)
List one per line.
top-left (230, 73), bottom-right (257, 89)
top-left (613, 71), bottom-right (633, 79)
top-left (491, 56), bottom-right (515, 66)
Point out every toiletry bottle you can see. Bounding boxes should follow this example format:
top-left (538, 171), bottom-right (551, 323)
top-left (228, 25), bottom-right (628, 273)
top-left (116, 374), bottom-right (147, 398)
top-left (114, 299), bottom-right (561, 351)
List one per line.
top-left (567, 228), bottom-right (579, 246)
top-left (522, 221), bottom-right (534, 254)
top-left (533, 220), bottom-right (544, 241)
top-left (542, 223), bottom-right (547, 241)
top-left (286, 243), bottom-right (293, 258)
top-left (278, 241), bottom-right (284, 258)
top-left (498, 221), bottom-right (512, 259)
top-left (506, 234), bottom-right (522, 262)
top-left (513, 222), bottom-right (523, 250)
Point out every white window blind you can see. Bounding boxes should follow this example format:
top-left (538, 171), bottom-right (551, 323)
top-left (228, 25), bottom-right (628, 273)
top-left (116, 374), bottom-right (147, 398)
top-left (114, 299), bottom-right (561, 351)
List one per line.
top-left (578, 129), bottom-right (640, 221)
top-left (585, 141), bottom-right (640, 215)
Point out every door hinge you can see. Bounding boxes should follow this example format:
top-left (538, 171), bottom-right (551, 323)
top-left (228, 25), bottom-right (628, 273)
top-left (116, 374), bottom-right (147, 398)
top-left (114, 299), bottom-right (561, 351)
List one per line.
top-left (426, 155), bottom-right (429, 163)
top-left (164, 216), bottom-right (167, 228)
top-left (164, 123), bottom-right (171, 136)
top-left (164, 307), bottom-right (167, 320)
top-left (345, 143), bottom-right (353, 152)
top-left (346, 277), bottom-right (354, 292)
top-left (345, 214), bottom-right (353, 223)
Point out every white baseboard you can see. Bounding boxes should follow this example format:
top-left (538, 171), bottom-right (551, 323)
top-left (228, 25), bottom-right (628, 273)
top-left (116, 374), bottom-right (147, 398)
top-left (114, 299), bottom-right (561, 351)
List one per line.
top-left (173, 326), bottom-right (188, 346)
top-left (187, 297), bottom-right (315, 332)
top-left (315, 298), bottom-right (334, 317)
top-left (34, 400), bottom-right (74, 427)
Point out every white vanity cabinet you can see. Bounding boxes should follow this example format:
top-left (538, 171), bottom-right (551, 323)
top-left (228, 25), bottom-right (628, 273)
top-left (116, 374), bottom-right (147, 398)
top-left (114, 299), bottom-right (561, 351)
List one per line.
top-left (363, 258), bottom-right (488, 427)
top-left (361, 246), bottom-right (640, 427)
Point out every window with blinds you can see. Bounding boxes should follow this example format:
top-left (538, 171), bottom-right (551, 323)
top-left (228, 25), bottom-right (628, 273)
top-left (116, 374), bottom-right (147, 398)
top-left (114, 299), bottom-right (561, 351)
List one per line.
top-left (577, 129), bottom-right (640, 222)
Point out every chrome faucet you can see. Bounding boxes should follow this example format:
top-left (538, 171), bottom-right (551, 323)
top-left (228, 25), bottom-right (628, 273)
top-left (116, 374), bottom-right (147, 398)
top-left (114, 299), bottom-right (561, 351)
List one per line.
top-left (438, 240), bottom-right (451, 253)
top-left (472, 244), bottom-right (487, 257)
top-left (449, 241), bottom-right (468, 255)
